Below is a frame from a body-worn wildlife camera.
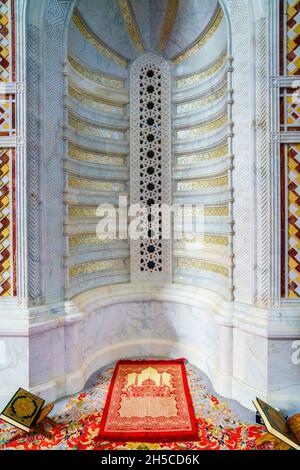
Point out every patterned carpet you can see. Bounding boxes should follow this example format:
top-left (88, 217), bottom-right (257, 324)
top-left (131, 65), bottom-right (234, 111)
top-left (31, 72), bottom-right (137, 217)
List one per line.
top-left (0, 360), bottom-right (273, 450)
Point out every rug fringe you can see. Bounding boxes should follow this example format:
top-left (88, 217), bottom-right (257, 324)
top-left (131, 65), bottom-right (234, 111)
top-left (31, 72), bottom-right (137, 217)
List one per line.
top-left (116, 358), bottom-right (186, 365)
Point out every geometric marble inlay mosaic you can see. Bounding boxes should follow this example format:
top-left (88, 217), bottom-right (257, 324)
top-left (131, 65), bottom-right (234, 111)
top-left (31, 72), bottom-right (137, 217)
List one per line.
top-left (280, 88), bottom-right (300, 130)
top-left (280, 3), bottom-right (300, 298)
top-left (0, 0), bottom-right (15, 297)
top-left (285, 0), bottom-right (300, 75)
top-left (0, 0), bottom-right (13, 82)
top-left (0, 93), bottom-right (15, 135)
top-left (0, 148), bottom-right (11, 295)
top-left (287, 144), bottom-right (300, 297)
top-left (287, 92), bottom-right (300, 127)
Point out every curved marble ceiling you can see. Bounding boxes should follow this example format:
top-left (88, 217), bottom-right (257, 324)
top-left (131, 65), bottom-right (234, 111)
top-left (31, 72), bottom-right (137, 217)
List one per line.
top-left (69, 0), bottom-right (227, 77)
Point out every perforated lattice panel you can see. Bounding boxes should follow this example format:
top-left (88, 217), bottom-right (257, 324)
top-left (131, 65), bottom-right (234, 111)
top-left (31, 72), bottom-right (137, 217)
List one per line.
top-left (130, 53), bottom-right (172, 282)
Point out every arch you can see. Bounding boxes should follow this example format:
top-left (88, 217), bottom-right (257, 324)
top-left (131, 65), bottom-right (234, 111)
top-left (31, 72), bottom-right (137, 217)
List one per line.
top-left (23, 0), bottom-right (237, 305)
top-left (22, 0), bottom-right (233, 400)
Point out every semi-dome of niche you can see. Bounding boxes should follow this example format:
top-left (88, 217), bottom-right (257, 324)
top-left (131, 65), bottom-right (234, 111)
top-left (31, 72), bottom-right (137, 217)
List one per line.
top-left (68, 0), bottom-right (227, 77)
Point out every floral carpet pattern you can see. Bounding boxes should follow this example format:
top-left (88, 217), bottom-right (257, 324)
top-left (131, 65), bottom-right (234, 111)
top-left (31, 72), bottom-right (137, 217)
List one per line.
top-left (0, 361), bottom-right (273, 450)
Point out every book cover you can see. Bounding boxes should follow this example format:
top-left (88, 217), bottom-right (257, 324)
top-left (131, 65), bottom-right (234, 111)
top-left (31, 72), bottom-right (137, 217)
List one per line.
top-left (0, 388), bottom-right (45, 432)
top-left (253, 398), bottom-right (300, 450)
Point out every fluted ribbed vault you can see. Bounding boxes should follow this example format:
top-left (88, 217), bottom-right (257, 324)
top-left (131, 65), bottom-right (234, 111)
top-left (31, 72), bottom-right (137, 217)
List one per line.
top-left (68, 0), bottom-right (227, 76)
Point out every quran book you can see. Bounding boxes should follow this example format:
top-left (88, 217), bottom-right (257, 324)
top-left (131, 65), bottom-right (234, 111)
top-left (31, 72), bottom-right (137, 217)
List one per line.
top-left (253, 398), bottom-right (300, 450)
top-left (0, 388), bottom-right (45, 432)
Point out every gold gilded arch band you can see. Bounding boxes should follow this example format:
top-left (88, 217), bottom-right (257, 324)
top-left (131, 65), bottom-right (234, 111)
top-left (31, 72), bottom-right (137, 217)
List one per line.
top-left (118, 0), bottom-right (145, 53)
top-left (72, 8), bottom-right (128, 68)
top-left (172, 6), bottom-right (224, 65)
top-left (156, 0), bottom-right (180, 53)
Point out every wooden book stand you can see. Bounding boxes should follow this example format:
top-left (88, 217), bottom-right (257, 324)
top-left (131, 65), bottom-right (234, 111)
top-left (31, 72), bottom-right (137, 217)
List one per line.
top-left (256, 432), bottom-right (291, 450)
top-left (4, 403), bottom-right (58, 445)
top-left (256, 413), bottom-right (300, 450)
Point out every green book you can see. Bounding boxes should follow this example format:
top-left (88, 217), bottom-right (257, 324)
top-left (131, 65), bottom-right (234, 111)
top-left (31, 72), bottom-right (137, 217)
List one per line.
top-left (0, 388), bottom-right (45, 432)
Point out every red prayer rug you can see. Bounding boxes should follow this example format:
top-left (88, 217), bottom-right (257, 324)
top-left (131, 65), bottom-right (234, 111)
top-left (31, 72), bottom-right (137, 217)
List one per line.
top-left (0, 360), bottom-right (273, 450)
top-left (97, 359), bottom-right (198, 442)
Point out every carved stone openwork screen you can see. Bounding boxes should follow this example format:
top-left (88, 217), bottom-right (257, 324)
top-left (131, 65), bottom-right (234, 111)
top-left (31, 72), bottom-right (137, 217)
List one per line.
top-left (130, 53), bottom-right (172, 282)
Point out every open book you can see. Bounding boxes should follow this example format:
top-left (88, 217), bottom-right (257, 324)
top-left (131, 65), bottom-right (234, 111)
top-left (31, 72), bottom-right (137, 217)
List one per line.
top-left (253, 398), bottom-right (300, 450)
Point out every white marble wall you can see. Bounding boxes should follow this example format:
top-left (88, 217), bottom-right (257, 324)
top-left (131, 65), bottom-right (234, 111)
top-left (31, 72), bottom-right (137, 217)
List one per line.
top-left (1, 282), bottom-right (299, 413)
top-left (0, 300), bottom-right (29, 410)
top-left (0, 337), bottom-right (29, 409)
top-left (22, 283), bottom-right (298, 413)
top-left (268, 338), bottom-right (300, 414)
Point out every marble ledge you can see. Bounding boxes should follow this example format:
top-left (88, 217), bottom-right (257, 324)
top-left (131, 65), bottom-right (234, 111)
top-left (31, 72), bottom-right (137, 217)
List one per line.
top-left (173, 78), bottom-right (229, 107)
top-left (68, 65), bottom-right (129, 105)
top-left (1, 286), bottom-right (299, 342)
top-left (174, 187), bottom-right (232, 205)
top-left (175, 249), bottom-right (229, 262)
top-left (173, 157), bottom-right (232, 179)
top-left (174, 100), bottom-right (230, 130)
top-left (66, 99), bottom-right (129, 130)
top-left (66, 273), bottom-right (130, 300)
top-left (1, 285), bottom-right (299, 342)
top-left (65, 248), bottom-right (130, 268)
top-left (174, 104), bottom-right (229, 131)
top-left (174, 129), bottom-right (231, 154)
top-left (69, 283), bottom-right (231, 322)
top-left (64, 222), bottom-right (117, 237)
top-left (68, 241), bottom-right (129, 257)
top-left (64, 157), bottom-right (129, 181)
top-left (174, 54), bottom-right (232, 78)
top-left (175, 127), bottom-right (232, 149)
top-left (64, 223), bottom-right (103, 237)
top-left (174, 249), bottom-right (232, 267)
top-left (175, 91), bottom-right (231, 117)
top-left (66, 128), bottom-right (129, 155)
top-left (173, 65), bottom-right (229, 101)
top-left (173, 220), bottom-right (233, 236)
top-left (68, 110), bottom-right (129, 133)
top-left (64, 189), bottom-right (129, 207)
